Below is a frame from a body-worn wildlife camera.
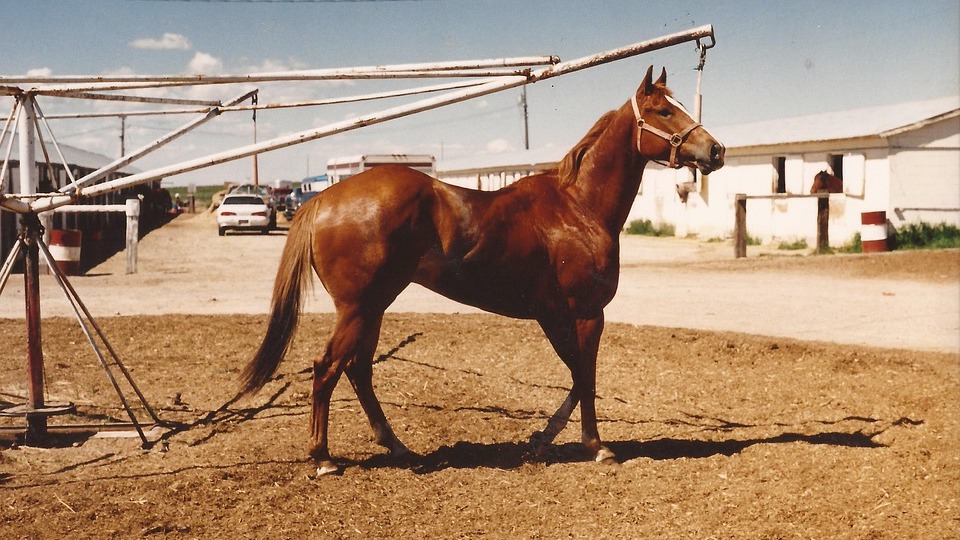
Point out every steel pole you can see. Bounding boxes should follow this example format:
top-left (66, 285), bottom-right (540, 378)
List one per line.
top-left (23, 216), bottom-right (45, 441)
top-left (18, 95), bottom-right (47, 440)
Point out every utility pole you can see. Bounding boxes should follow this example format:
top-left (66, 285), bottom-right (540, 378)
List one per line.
top-left (519, 86), bottom-right (530, 150)
top-left (119, 115), bottom-right (126, 157)
top-left (251, 93), bottom-right (259, 187)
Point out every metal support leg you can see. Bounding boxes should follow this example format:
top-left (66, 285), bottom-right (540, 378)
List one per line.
top-left (22, 214), bottom-right (47, 442)
top-left (0, 213), bottom-right (158, 446)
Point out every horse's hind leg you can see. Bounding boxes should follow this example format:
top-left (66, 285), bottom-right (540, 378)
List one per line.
top-left (309, 343), bottom-right (346, 476)
top-left (308, 309), bottom-right (383, 475)
top-left (345, 316), bottom-right (412, 459)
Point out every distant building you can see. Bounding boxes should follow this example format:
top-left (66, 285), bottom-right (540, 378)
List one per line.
top-left (667, 95), bottom-right (960, 244)
top-left (438, 147), bottom-right (562, 191)
top-left (2, 141), bottom-right (170, 272)
top-left (327, 154), bottom-right (435, 184)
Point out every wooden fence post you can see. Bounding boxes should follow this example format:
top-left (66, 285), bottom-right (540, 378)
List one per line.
top-left (125, 198), bottom-right (140, 274)
top-left (816, 193), bottom-right (830, 253)
top-left (734, 194), bottom-right (747, 258)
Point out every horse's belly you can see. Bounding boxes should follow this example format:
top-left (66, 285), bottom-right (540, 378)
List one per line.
top-left (413, 259), bottom-right (543, 319)
top-left (414, 255), bottom-right (615, 320)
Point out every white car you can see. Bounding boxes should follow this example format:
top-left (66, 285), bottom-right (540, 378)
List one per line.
top-left (217, 194), bottom-right (272, 236)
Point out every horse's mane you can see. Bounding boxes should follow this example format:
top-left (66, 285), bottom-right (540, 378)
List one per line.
top-left (556, 110), bottom-right (618, 187)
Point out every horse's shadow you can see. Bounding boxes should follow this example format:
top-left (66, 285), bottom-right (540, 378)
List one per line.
top-left (355, 428), bottom-right (886, 475)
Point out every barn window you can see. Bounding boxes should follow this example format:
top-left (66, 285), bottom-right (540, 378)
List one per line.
top-left (829, 154), bottom-right (844, 179)
top-left (774, 156), bottom-right (786, 193)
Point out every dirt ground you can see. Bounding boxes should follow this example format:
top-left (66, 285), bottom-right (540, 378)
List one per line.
top-left (0, 212), bottom-right (958, 539)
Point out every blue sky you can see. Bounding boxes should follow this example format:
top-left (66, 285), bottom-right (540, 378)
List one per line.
top-left (2, 0), bottom-right (957, 186)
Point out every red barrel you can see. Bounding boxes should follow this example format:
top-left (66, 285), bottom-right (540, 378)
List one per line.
top-left (48, 229), bottom-right (83, 275)
top-left (860, 211), bottom-right (888, 253)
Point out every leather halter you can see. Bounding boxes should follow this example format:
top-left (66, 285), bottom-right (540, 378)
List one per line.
top-left (631, 93), bottom-right (703, 169)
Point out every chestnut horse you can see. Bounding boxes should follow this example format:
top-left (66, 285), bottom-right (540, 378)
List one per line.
top-left (240, 66), bottom-right (725, 475)
top-left (811, 170), bottom-right (843, 194)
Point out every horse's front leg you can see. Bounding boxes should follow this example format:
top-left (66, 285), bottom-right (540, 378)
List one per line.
top-left (530, 389), bottom-right (579, 447)
top-left (573, 316), bottom-right (616, 465)
top-left (538, 314), bottom-right (616, 465)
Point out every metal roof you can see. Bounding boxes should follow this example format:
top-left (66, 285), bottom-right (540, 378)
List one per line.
top-left (437, 146), bottom-right (564, 175)
top-left (713, 96), bottom-right (959, 149)
top-left (9, 139), bottom-right (140, 174)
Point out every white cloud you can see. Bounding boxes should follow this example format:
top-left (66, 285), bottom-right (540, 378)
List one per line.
top-left (188, 52), bottom-right (224, 75)
top-left (26, 67), bottom-right (52, 77)
top-left (103, 66), bottom-right (136, 77)
top-left (130, 33), bottom-right (192, 51)
top-left (485, 138), bottom-right (514, 153)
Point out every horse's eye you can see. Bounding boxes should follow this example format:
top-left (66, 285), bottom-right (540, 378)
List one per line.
top-left (658, 108), bottom-right (672, 118)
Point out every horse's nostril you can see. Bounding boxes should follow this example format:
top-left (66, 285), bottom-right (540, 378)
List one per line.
top-left (710, 143), bottom-right (724, 163)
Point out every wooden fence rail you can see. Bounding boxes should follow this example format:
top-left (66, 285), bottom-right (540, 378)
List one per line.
top-left (734, 192), bottom-right (831, 258)
top-left (46, 198), bottom-right (141, 273)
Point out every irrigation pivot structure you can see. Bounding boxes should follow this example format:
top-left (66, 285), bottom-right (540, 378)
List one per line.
top-left (0, 25), bottom-right (716, 444)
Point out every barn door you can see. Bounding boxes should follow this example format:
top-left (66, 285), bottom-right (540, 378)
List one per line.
top-left (843, 153), bottom-right (866, 197)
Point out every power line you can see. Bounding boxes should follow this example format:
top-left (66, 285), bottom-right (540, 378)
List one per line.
top-left (126, 0), bottom-right (429, 3)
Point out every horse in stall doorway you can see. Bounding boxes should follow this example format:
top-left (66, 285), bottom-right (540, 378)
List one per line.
top-left (240, 66), bottom-right (726, 476)
top-left (811, 170), bottom-right (843, 194)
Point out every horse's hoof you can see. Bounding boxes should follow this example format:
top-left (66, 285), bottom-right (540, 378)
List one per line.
top-left (529, 430), bottom-right (547, 448)
top-left (595, 447), bottom-right (618, 466)
top-left (393, 450), bottom-right (421, 469)
top-left (316, 461), bottom-right (339, 477)
top-left (389, 443), bottom-right (413, 458)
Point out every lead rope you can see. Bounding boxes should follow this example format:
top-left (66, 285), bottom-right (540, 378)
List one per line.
top-left (689, 38), bottom-right (709, 188)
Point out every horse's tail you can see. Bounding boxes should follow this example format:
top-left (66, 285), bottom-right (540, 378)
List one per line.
top-left (238, 197), bottom-right (321, 396)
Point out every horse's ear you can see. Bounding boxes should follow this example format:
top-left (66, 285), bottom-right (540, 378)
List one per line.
top-left (641, 65), bottom-right (655, 95)
top-left (655, 67), bottom-right (667, 86)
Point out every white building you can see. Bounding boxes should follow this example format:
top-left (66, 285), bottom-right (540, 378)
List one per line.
top-left (676, 95), bottom-right (960, 245)
top-left (437, 96), bottom-right (960, 247)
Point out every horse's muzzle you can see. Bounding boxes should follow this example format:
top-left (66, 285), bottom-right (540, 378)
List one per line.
top-left (697, 142), bottom-right (725, 175)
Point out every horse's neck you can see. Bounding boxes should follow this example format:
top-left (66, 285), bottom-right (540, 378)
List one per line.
top-left (568, 104), bottom-right (645, 234)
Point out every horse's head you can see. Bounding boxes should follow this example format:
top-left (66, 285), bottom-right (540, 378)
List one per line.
top-left (631, 66), bottom-right (725, 175)
top-left (811, 169), bottom-right (843, 194)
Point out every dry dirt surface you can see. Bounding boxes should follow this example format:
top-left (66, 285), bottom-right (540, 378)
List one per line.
top-left (0, 213), bottom-right (958, 539)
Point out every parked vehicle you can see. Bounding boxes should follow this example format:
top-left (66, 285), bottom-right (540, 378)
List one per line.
top-left (226, 184), bottom-right (277, 228)
top-left (216, 194), bottom-right (273, 236)
top-left (327, 154), bottom-right (435, 184)
top-left (283, 188), bottom-right (320, 221)
top-left (273, 186), bottom-right (293, 214)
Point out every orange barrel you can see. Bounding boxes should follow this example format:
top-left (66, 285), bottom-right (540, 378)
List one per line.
top-left (48, 229), bottom-right (83, 275)
top-left (860, 211), bottom-right (888, 253)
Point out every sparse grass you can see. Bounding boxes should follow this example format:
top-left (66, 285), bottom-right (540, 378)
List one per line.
top-left (836, 222), bottom-right (959, 254)
top-left (625, 219), bottom-right (675, 237)
top-left (838, 233), bottom-right (862, 253)
top-left (892, 222), bottom-right (960, 250)
top-left (777, 238), bottom-right (809, 251)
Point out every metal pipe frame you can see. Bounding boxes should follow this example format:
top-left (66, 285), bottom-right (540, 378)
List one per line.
top-left (0, 55), bottom-right (561, 87)
top-left (12, 24), bottom-right (714, 215)
top-left (12, 79), bottom-right (494, 121)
